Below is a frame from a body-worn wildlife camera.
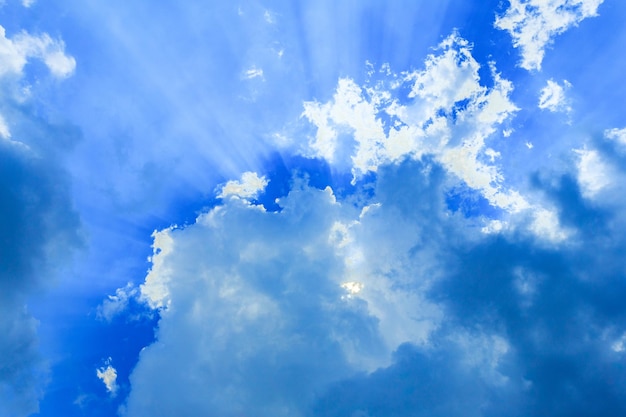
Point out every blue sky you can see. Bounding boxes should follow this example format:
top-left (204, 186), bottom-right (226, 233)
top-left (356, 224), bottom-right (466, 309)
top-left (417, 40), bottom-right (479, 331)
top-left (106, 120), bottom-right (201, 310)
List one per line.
top-left (3, 0), bottom-right (626, 416)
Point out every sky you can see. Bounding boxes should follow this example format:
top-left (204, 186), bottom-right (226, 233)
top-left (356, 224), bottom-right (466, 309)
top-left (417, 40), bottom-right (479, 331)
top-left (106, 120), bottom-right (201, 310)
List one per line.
top-left (2, 0), bottom-right (626, 416)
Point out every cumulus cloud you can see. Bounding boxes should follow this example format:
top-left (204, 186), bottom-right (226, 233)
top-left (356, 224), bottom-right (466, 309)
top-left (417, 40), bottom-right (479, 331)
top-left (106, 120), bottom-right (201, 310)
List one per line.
top-left (111, 18), bottom-right (626, 417)
top-left (538, 79), bottom-right (572, 112)
top-left (495, 0), bottom-right (604, 70)
top-left (298, 32), bottom-right (572, 241)
top-left (125, 145), bottom-right (626, 416)
top-left (301, 33), bottom-right (522, 211)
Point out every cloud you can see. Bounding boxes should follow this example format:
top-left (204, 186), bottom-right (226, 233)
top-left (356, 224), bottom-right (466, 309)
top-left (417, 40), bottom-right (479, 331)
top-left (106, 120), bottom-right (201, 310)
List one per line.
top-left (0, 25), bottom-right (76, 78)
top-left (574, 147), bottom-right (611, 198)
top-left (0, 113), bottom-right (10, 139)
top-left (217, 171), bottom-right (269, 200)
top-left (0, 23), bottom-right (80, 417)
top-left (300, 33), bottom-right (523, 212)
top-left (0, 139), bottom-right (81, 417)
top-left (243, 66), bottom-right (264, 80)
top-left (97, 283), bottom-right (140, 322)
top-left (605, 127), bottom-right (626, 148)
top-left (495, 0), bottom-right (604, 70)
top-left (126, 182), bottom-right (382, 417)
top-left (297, 32), bottom-right (576, 242)
top-left (538, 79), bottom-right (572, 112)
top-left (124, 140), bottom-right (626, 416)
top-left (96, 358), bottom-right (118, 397)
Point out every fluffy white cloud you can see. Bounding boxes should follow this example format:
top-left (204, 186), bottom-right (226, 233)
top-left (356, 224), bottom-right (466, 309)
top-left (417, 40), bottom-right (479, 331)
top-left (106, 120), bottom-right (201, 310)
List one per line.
top-left (495, 0), bottom-right (604, 70)
top-left (301, 33), bottom-right (526, 214)
top-left (96, 358), bottom-right (118, 397)
top-left (217, 171), bottom-right (269, 200)
top-left (538, 79), bottom-right (572, 112)
top-left (298, 32), bottom-right (572, 241)
top-left (0, 25), bottom-right (75, 78)
top-left (575, 147), bottom-right (611, 198)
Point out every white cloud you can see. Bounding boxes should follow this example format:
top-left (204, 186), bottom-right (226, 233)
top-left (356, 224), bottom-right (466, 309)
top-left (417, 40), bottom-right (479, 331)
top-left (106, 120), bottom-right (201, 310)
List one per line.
top-left (97, 283), bottom-right (138, 322)
top-left (243, 66), bottom-right (264, 80)
top-left (605, 127), bottom-right (626, 147)
top-left (297, 32), bottom-right (577, 241)
top-left (217, 171), bottom-right (269, 200)
top-left (495, 0), bottom-right (604, 70)
top-left (300, 33), bottom-right (536, 218)
top-left (96, 358), bottom-right (118, 397)
top-left (575, 147), bottom-right (611, 198)
top-left (0, 26), bottom-right (76, 78)
top-left (140, 227), bottom-right (176, 310)
top-left (530, 207), bottom-right (570, 242)
top-left (0, 113), bottom-right (10, 139)
top-left (21, 0), bottom-right (35, 8)
top-left (538, 79), bottom-right (572, 112)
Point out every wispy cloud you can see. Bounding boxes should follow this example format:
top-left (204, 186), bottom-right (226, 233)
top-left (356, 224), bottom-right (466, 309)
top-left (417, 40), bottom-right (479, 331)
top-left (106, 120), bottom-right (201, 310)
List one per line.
top-left (495, 0), bottom-right (604, 70)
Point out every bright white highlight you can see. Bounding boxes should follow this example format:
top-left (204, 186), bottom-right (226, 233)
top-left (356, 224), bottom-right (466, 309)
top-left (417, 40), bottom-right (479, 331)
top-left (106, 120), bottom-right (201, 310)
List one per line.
top-left (495, 0), bottom-right (604, 70)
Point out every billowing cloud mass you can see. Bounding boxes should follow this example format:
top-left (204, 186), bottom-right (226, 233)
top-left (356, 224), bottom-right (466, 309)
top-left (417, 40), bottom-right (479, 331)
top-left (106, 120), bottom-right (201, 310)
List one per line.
top-left (0, 23), bottom-right (80, 417)
top-left (121, 26), bottom-right (626, 416)
top-left (495, 0), bottom-right (604, 70)
top-left (5, 1), bottom-right (626, 417)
